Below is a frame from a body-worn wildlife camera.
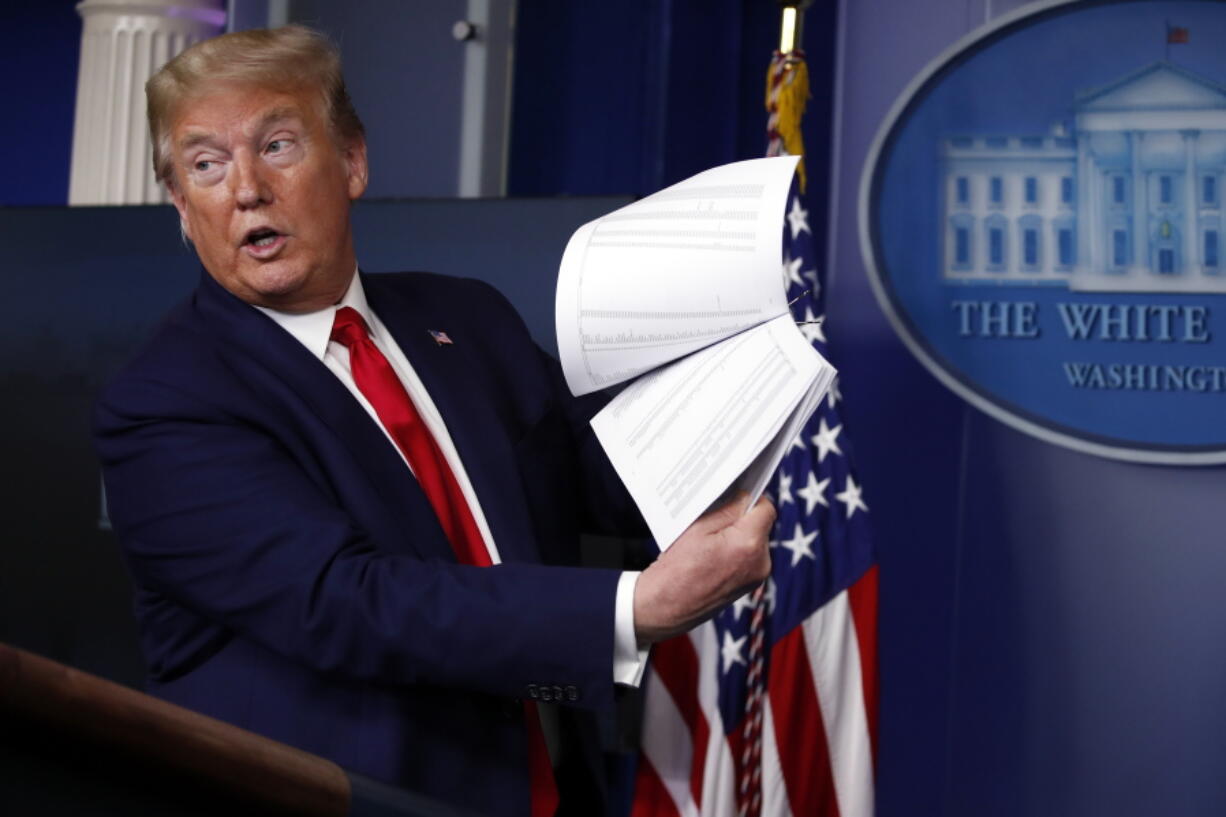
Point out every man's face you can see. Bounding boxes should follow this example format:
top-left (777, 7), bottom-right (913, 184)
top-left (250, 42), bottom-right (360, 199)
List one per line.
top-left (167, 82), bottom-right (368, 312)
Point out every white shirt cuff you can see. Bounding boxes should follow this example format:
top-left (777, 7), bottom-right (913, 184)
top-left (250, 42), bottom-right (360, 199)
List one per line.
top-left (613, 571), bottom-right (650, 687)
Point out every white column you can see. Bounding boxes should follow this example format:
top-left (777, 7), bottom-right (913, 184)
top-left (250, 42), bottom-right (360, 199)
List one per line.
top-left (1077, 135), bottom-right (1093, 272)
top-left (68, 0), bottom-right (225, 206)
top-left (1182, 129), bottom-right (1200, 276)
top-left (1130, 131), bottom-right (1147, 272)
top-left (1089, 156), bottom-right (1104, 273)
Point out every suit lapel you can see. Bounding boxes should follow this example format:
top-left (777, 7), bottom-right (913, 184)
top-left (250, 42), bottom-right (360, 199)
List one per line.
top-left (364, 274), bottom-right (541, 565)
top-left (192, 272), bottom-right (456, 562)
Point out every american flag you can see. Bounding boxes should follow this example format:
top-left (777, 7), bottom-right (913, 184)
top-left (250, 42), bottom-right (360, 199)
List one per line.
top-left (632, 48), bottom-right (878, 817)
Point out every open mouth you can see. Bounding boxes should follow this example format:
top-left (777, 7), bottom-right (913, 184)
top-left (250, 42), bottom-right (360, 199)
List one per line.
top-left (242, 228), bottom-right (287, 258)
top-left (244, 228), bottom-right (282, 247)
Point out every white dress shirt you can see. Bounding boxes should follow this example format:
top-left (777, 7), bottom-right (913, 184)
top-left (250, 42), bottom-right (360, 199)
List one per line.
top-left (257, 271), bottom-right (647, 686)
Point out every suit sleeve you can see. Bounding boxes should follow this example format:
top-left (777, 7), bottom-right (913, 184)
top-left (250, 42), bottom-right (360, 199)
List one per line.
top-left (95, 372), bottom-right (622, 708)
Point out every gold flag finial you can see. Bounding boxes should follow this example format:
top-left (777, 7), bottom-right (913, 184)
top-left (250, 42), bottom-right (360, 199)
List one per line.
top-left (766, 2), bottom-right (813, 190)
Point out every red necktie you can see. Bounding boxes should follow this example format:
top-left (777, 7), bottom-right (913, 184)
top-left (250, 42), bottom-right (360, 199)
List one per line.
top-left (330, 307), bottom-right (559, 817)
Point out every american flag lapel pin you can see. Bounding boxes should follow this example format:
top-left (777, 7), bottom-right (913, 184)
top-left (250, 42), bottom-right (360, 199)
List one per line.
top-left (427, 329), bottom-right (454, 346)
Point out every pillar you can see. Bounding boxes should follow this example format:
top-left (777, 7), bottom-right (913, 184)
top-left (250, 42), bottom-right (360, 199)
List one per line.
top-left (1089, 156), bottom-right (1104, 274)
top-left (1077, 135), bottom-right (1093, 273)
top-left (1182, 129), bottom-right (1200, 276)
top-left (1130, 131), bottom-right (1147, 272)
top-left (68, 0), bottom-right (225, 206)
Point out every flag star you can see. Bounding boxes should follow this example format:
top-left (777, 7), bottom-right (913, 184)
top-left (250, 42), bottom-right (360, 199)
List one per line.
top-left (787, 196), bottom-right (811, 239)
top-left (778, 522), bottom-right (818, 567)
top-left (782, 255), bottom-right (806, 289)
top-left (730, 590), bottom-right (757, 621)
top-left (721, 630), bottom-right (748, 673)
top-left (796, 471), bottom-right (830, 514)
top-left (835, 474), bottom-right (869, 519)
top-left (762, 576), bottom-right (777, 615)
top-left (800, 306), bottom-right (826, 344)
top-left (810, 418), bottom-right (843, 463)
top-left (803, 266), bottom-right (821, 291)
top-left (790, 431), bottom-right (807, 453)
top-left (777, 472), bottom-right (794, 506)
top-left (825, 376), bottom-right (842, 409)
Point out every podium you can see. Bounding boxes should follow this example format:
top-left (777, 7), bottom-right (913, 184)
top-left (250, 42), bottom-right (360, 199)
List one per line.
top-left (0, 643), bottom-right (477, 816)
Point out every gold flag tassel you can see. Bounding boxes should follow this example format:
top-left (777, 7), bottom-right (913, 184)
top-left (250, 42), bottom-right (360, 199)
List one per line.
top-left (765, 50), bottom-right (811, 191)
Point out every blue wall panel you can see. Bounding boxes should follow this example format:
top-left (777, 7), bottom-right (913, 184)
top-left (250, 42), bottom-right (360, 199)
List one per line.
top-left (0, 1), bottom-right (81, 205)
top-left (828, 2), bottom-right (1226, 815)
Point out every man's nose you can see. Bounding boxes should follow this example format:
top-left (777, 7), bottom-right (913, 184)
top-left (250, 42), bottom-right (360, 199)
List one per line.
top-left (231, 152), bottom-right (271, 209)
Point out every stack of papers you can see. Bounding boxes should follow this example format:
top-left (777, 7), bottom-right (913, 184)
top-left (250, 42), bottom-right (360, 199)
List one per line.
top-left (555, 156), bottom-right (836, 547)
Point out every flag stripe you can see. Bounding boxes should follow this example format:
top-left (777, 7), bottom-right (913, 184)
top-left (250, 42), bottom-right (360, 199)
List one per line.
top-left (847, 565), bottom-right (879, 761)
top-left (651, 635), bottom-right (711, 807)
top-left (759, 701), bottom-right (794, 817)
top-left (722, 710), bottom-right (749, 815)
top-left (694, 625), bottom-right (738, 817)
top-left (700, 728), bottom-right (738, 817)
top-left (633, 753), bottom-right (685, 817)
top-left (637, 624), bottom-right (741, 817)
top-left (767, 625), bottom-right (841, 817)
top-left (802, 591), bottom-right (874, 817)
top-left (638, 665), bottom-right (701, 817)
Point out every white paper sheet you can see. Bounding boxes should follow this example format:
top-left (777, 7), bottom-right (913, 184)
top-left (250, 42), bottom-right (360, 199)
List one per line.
top-left (556, 156), bottom-right (801, 396)
top-left (590, 315), bottom-right (833, 547)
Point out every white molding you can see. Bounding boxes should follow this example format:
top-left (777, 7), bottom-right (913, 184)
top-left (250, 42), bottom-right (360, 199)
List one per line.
top-left (457, 0), bottom-right (513, 198)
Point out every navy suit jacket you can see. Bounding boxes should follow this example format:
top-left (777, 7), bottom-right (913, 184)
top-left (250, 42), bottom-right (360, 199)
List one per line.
top-left (94, 270), bottom-right (646, 816)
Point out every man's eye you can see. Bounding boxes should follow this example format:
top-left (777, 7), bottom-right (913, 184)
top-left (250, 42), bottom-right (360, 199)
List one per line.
top-left (266, 140), bottom-right (286, 153)
top-left (194, 160), bottom-right (213, 172)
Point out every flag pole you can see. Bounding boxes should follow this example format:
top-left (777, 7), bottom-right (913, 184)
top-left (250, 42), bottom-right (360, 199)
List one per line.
top-left (739, 15), bottom-right (817, 817)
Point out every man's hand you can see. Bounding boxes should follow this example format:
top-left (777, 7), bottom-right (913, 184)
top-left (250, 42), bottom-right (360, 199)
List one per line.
top-left (633, 494), bottom-right (775, 645)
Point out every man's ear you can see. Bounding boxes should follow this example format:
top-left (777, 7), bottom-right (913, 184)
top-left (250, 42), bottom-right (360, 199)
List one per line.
top-left (344, 136), bottom-right (369, 201)
top-left (167, 180), bottom-right (193, 243)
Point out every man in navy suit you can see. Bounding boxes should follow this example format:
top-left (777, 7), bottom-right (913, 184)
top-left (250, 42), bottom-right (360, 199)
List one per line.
top-left (94, 26), bottom-right (773, 816)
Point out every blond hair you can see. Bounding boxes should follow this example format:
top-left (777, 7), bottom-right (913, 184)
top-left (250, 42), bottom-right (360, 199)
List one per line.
top-left (146, 25), bottom-right (365, 186)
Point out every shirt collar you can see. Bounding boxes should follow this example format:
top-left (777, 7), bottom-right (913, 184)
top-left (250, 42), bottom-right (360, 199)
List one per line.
top-left (255, 267), bottom-right (374, 361)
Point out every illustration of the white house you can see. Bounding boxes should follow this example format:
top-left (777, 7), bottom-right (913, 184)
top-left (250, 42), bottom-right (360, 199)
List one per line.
top-left (942, 61), bottom-right (1226, 292)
